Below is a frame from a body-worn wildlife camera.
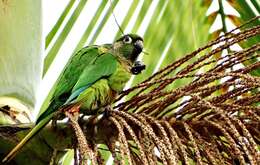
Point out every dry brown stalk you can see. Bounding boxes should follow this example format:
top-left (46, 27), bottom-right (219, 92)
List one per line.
top-left (65, 112), bottom-right (97, 165)
top-left (189, 127), bottom-right (222, 165)
top-left (191, 94), bottom-right (256, 164)
top-left (183, 122), bottom-right (204, 165)
top-left (113, 115), bottom-right (150, 165)
top-left (133, 114), bottom-right (173, 164)
top-left (163, 121), bottom-right (190, 164)
top-left (111, 111), bottom-right (169, 164)
top-left (206, 120), bottom-right (246, 164)
top-left (141, 114), bottom-right (177, 165)
top-left (109, 116), bottom-right (132, 165)
top-left (231, 118), bottom-right (259, 162)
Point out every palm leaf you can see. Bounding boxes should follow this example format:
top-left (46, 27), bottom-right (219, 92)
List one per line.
top-left (45, 0), bottom-right (76, 49)
top-left (43, 0), bottom-right (88, 75)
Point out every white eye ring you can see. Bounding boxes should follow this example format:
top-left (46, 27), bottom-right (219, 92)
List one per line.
top-left (123, 36), bottom-right (132, 43)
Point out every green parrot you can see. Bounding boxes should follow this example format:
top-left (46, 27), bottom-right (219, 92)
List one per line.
top-left (3, 34), bottom-right (144, 162)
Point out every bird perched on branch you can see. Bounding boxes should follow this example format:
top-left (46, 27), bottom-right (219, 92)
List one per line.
top-left (3, 34), bottom-right (145, 162)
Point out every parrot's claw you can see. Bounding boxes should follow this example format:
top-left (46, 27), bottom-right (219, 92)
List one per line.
top-left (51, 119), bottom-right (58, 130)
top-left (104, 105), bottom-right (112, 117)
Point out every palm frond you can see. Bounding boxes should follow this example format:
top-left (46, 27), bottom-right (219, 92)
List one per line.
top-left (43, 0), bottom-right (88, 75)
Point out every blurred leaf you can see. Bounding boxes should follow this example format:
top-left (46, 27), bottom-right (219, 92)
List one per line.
top-left (98, 144), bottom-right (111, 164)
top-left (73, 0), bottom-right (108, 52)
top-left (132, 0), bottom-right (211, 89)
top-left (208, 29), bottom-right (222, 40)
top-left (206, 11), bottom-right (218, 25)
top-left (115, 0), bottom-right (140, 39)
top-left (227, 14), bottom-right (242, 26)
top-left (131, 0), bottom-right (152, 34)
top-left (227, 0), bottom-right (259, 24)
top-left (0, 0), bottom-right (42, 114)
top-left (43, 0), bottom-right (88, 76)
top-left (61, 149), bottom-right (74, 165)
top-left (249, 0), bottom-right (260, 13)
top-left (89, 0), bottom-right (119, 44)
top-left (45, 0), bottom-right (76, 49)
top-left (202, 0), bottom-right (213, 7)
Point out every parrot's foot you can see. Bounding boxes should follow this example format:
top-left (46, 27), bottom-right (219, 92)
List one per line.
top-left (51, 119), bottom-right (57, 130)
top-left (51, 108), bottom-right (67, 130)
top-left (51, 110), bottom-right (64, 130)
top-left (104, 105), bottom-right (113, 117)
top-left (67, 105), bottom-right (80, 114)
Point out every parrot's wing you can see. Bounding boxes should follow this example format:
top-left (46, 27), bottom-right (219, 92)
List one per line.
top-left (52, 46), bottom-right (100, 100)
top-left (37, 46), bottom-right (101, 121)
top-left (65, 53), bottom-right (117, 103)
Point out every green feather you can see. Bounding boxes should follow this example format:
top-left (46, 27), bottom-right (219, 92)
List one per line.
top-left (65, 53), bottom-right (117, 105)
top-left (37, 46), bottom-right (100, 121)
top-left (71, 53), bottom-right (117, 94)
top-left (36, 46), bottom-right (111, 123)
top-left (53, 46), bottom-right (100, 99)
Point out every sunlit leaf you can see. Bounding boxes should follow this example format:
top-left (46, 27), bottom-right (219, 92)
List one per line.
top-left (0, 0), bottom-right (42, 116)
top-left (43, 0), bottom-right (88, 76)
top-left (45, 0), bottom-right (76, 49)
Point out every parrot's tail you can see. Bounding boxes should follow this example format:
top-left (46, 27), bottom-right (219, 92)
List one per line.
top-left (2, 113), bottom-right (54, 163)
top-left (36, 100), bottom-right (63, 124)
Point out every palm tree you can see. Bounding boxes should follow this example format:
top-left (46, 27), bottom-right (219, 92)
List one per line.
top-left (0, 0), bottom-right (259, 164)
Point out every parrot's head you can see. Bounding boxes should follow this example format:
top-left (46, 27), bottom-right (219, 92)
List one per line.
top-left (113, 34), bottom-right (144, 63)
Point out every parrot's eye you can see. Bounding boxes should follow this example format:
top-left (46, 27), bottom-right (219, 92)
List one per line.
top-left (123, 36), bottom-right (132, 44)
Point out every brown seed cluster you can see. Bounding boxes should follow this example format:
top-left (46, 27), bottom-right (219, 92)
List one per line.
top-left (106, 16), bottom-right (259, 164)
top-left (73, 17), bottom-right (260, 164)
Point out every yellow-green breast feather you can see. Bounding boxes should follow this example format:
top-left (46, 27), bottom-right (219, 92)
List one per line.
top-left (74, 55), bottom-right (132, 113)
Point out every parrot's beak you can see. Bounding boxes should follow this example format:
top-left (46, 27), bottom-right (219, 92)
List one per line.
top-left (134, 40), bottom-right (143, 54)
